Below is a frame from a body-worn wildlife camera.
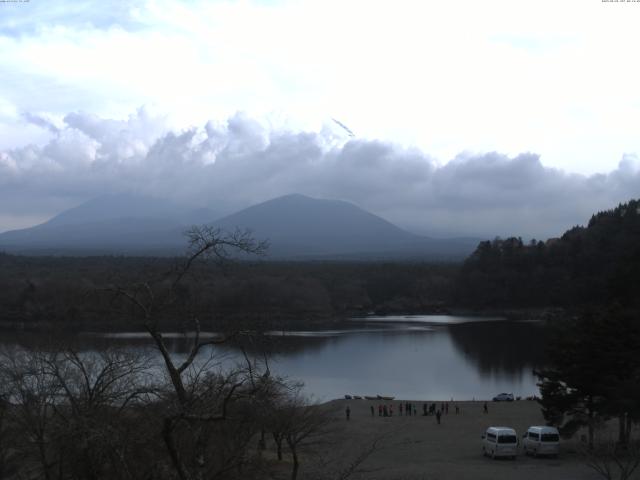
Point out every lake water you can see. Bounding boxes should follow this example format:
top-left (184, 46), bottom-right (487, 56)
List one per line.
top-left (1, 315), bottom-right (546, 401)
top-left (259, 315), bottom-right (545, 401)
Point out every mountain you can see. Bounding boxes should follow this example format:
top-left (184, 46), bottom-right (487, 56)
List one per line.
top-left (41, 193), bottom-right (221, 228)
top-left (0, 193), bottom-right (479, 259)
top-left (0, 194), bottom-right (219, 255)
top-left (212, 194), bottom-right (478, 259)
top-left (42, 194), bottom-right (186, 227)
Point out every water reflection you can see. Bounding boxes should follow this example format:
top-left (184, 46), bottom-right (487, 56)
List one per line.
top-left (0, 316), bottom-right (545, 401)
top-left (447, 320), bottom-right (546, 376)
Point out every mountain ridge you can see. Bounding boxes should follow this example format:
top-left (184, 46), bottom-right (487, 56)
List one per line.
top-left (0, 193), bottom-right (479, 259)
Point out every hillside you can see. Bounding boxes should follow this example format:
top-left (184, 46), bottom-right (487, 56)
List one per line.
top-left (213, 194), bottom-right (477, 259)
top-left (0, 194), bottom-right (217, 255)
top-left (455, 199), bottom-right (640, 308)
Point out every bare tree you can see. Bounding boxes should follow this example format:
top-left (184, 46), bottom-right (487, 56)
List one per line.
top-left (277, 392), bottom-right (334, 480)
top-left (0, 366), bottom-right (19, 479)
top-left (0, 348), bottom-right (61, 480)
top-left (106, 226), bottom-right (270, 480)
top-left (0, 347), bottom-right (157, 480)
top-left (580, 437), bottom-right (640, 480)
top-left (44, 348), bottom-right (155, 480)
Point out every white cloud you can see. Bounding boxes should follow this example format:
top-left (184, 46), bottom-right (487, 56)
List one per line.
top-left (0, 0), bottom-right (639, 175)
top-left (1, 109), bottom-right (639, 238)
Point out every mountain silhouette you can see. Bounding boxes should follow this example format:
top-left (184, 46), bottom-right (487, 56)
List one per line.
top-left (213, 194), bottom-right (477, 259)
top-left (0, 194), bottom-right (217, 255)
top-left (0, 193), bottom-right (478, 259)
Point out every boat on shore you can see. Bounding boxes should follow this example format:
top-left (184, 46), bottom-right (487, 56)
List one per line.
top-left (362, 395), bottom-right (395, 401)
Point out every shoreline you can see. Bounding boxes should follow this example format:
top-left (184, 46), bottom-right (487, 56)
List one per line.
top-left (296, 398), bottom-right (602, 480)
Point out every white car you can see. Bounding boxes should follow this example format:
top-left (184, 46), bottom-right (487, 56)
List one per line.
top-left (522, 426), bottom-right (560, 457)
top-left (492, 393), bottom-right (514, 401)
top-left (482, 427), bottom-right (518, 459)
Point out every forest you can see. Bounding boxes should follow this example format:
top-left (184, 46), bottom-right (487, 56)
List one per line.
top-left (0, 253), bottom-right (458, 332)
top-left (455, 199), bottom-right (640, 310)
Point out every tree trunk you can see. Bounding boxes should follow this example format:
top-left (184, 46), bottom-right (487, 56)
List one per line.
top-left (36, 434), bottom-right (52, 480)
top-left (290, 447), bottom-right (299, 480)
top-left (618, 414), bottom-right (627, 447)
top-left (587, 399), bottom-right (594, 451)
top-left (148, 330), bottom-right (188, 405)
top-left (162, 418), bottom-right (190, 480)
top-left (273, 433), bottom-right (283, 461)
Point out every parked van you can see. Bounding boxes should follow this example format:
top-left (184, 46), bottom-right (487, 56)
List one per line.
top-left (522, 426), bottom-right (560, 457)
top-left (482, 427), bottom-right (518, 459)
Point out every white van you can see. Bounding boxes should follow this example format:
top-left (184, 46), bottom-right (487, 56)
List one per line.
top-left (522, 426), bottom-right (560, 457)
top-left (482, 427), bottom-right (518, 459)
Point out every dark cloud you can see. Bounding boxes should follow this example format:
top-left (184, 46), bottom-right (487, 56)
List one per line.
top-left (1, 109), bottom-right (639, 238)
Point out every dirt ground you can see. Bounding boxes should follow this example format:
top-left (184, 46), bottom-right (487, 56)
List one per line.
top-left (311, 399), bottom-right (603, 480)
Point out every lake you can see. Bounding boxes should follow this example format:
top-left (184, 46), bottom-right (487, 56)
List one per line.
top-left (1, 315), bottom-right (546, 401)
top-left (257, 315), bottom-right (545, 401)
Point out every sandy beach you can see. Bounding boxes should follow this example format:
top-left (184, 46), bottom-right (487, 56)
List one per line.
top-left (305, 399), bottom-right (602, 480)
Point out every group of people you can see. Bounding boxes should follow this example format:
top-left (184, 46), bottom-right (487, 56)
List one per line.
top-left (352, 401), bottom-right (461, 423)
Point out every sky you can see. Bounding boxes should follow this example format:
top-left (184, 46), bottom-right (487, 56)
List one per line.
top-left (0, 0), bottom-right (639, 238)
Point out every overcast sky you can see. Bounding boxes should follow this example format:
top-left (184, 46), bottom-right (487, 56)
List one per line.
top-left (1, 0), bottom-right (639, 238)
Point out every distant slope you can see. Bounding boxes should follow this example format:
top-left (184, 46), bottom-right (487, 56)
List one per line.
top-left (0, 193), bottom-right (478, 259)
top-left (42, 194), bottom-right (185, 227)
top-left (0, 194), bottom-right (218, 255)
top-left (0, 218), bottom-right (184, 255)
top-left (41, 193), bottom-right (220, 228)
top-left (213, 194), bottom-right (477, 259)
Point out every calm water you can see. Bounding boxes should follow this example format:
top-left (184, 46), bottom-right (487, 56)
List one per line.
top-left (2, 315), bottom-right (546, 401)
top-left (258, 316), bottom-right (545, 401)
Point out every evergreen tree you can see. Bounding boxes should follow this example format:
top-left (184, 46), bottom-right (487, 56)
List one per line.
top-left (536, 307), bottom-right (640, 448)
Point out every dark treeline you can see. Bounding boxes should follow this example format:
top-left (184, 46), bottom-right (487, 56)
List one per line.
top-left (0, 253), bottom-right (458, 332)
top-left (455, 199), bottom-right (640, 310)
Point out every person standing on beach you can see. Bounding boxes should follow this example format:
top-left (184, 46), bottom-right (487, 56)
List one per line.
top-left (445, 403), bottom-right (449, 414)
top-left (436, 409), bottom-right (441, 424)
top-left (346, 405), bottom-right (351, 420)
top-left (483, 402), bottom-right (488, 414)
top-left (455, 404), bottom-right (460, 414)
top-left (370, 405), bottom-right (374, 417)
